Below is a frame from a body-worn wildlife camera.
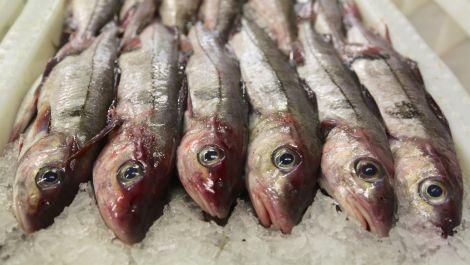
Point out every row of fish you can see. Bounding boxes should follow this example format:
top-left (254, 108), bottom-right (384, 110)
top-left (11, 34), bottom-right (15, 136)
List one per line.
top-left (9, 0), bottom-right (463, 244)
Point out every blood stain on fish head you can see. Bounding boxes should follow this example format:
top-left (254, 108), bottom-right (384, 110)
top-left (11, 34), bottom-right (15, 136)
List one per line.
top-left (321, 127), bottom-right (396, 237)
top-left (14, 133), bottom-right (79, 233)
top-left (93, 123), bottom-right (172, 244)
top-left (177, 118), bottom-right (245, 220)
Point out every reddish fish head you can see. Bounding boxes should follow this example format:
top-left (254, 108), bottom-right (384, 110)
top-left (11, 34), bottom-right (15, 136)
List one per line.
top-left (14, 133), bottom-right (80, 233)
top-left (177, 120), bottom-right (246, 219)
top-left (246, 116), bottom-right (319, 233)
top-left (393, 140), bottom-right (462, 235)
top-left (93, 124), bottom-right (174, 244)
top-left (321, 127), bottom-right (396, 237)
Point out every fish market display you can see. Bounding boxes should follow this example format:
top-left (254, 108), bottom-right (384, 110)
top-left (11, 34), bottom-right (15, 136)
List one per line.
top-left (317, 0), bottom-right (463, 235)
top-left (243, 0), bottom-right (297, 55)
top-left (231, 16), bottom-right (322, 233)
top-left (119, 0), bottom-right (159, 47)
top-left (199, 0), bottom-right (241, 42)
top-left (93, 22), bottom-right (183, 244)
top-left (297, 14), bottom-right (396, 236)
top-left (177, 23), bottom-right (248, 220)
top-left (13, 27), bottom-right (119, 233)
top-left (159, 0), bottom-right (202, 33)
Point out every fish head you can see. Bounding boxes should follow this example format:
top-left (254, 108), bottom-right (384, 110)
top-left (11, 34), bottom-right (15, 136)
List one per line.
top-left (246, 115), bottom-right (319, 233)
top-left (321, 127), bottom-right (396, 236)
top-left (177, 120), bottom-right (245, 219)
top-left (393, 140), bottom-right (462, 235)
top-left (93, 124), bottom-right (172, 244)
top-left (14, 133), bottom-right (77, 233)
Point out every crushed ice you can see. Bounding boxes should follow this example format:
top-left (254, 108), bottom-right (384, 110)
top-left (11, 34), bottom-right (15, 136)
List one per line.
top-left (0, 142), bottom-right (469, 265)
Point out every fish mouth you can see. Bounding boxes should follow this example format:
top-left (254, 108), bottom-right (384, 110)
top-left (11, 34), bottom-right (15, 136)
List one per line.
top-left (250, 188), bottom-right (295, 234)
top-left (346, 196), bottom-right (390, 237)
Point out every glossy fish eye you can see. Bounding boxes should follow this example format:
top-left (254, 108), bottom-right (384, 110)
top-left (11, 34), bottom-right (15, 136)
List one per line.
top-left (419, 179), bottom-right (448, 205)
top-left (36, 167), bottom-right (63, 190)
top-left (272, 146), bottom-right (301, 172)
top-left (117, 161), bottom-right (145, 187)
top-left (198, 145), bottom-right (225, 167)
top-left (354, 158), bottom-right (385, 182)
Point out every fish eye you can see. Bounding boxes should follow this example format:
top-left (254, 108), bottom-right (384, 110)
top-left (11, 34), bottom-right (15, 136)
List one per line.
top-left (198, 145), bottom-right (225, 167)
top-left (272, 146), bottom-right (301, 172)
top-left (36, 167), bottom-right (64, 190)
top-left (354, 158), bottom-right (385, 182)
top-left (419, 179), bottom-right (448, 205)
top-left (117, 161), bottom-right (145, 187)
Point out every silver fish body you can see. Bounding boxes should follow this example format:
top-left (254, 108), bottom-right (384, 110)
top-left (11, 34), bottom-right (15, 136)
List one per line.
top-left (14, 27), bottom-right (119, 233)
top-left (231, 17), bottom-right (322, 233)
top-left (120, 0), bottom-right (159, 46)
top-left (318, 0), bottom-right (463, 235)
top-left (297, 19), bottom-right (396, 236)
top-left (177, 23), bottom-right (248, 219)
top-left (199, 0), bottom-right (241, 42)
top-left (243, 0), bottom-right (297, 55)
top-left (159, 0), bottom-right (202, 32)
top-left (93, 22), bottom-right (183, 244)
top-left (72, 0), bottom-right (122, 42)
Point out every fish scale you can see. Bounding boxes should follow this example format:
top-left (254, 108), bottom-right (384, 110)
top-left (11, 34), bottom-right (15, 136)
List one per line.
top-left (13, 27), bottom-right (119, 234)
top-left (297, 17), bottom-right (396, 236)
top-left (93, 22), bottom-right (183, 244)
top-left (231, 16), bottom-right (321, 233)
top-left (177, 23), bottom-right (248, 219)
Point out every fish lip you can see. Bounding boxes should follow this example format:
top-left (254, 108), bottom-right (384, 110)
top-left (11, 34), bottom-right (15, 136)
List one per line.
top-left (250, 187), bottom-right (295, 234)
top-left (346, 196), bottom-right (390, 237)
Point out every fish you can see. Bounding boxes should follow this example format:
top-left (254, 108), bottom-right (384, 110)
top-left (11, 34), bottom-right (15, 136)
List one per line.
top-left (177, 23), bottom-right (248, 220)
top-left (297, 15), bottom-right (396, 236)
top-left (243, 0), bottom-right (297, 55)
top-left (231, 16), bottom-right (322, 233)
top-left (13, 27), bottom-right (119, 233)
top-left (198, 0), bottom-right (241, 42)
top-left (119, 0), bottom-right (159, 47)
top-left (93, 22), bottom-right (184, 244)
top-left (57, 0), bottom-right (122, 57)
top-left (159, 0), bottom-right (202, 33)
top-left (317, 0), bottom-right (463, 235)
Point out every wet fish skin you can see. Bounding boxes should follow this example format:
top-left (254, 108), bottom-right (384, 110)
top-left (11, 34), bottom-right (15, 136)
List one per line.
top-left (93, 23), bottom-right (183, 244)
top-left (199, 0), bottom-right (241, 42)
top-left (72, 0), bottom-right (122, 42)
top-left (297, 19), bottom-right (396, 236)
top-left (231, 17), bottom-right (322, 233)
top-left (13, 27), bottom-right (119, 233)
top-left (177, 23), bottom-right (248, 219)
top-left (243, 0), bottom-right (297, 55)
top-left (159, 0), bottom-right (202, 32)
top-left (318, 0), bottom-right (463, 235)
top-left (120, 0), bottom-right (159, 47)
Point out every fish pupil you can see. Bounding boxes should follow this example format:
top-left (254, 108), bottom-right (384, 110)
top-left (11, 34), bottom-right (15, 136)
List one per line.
top-left (361, 164), bottom-right (377, 177)
top-left (42, 171), bottom-right (58, 182)
top-left (427, 184), bottom-right (443, 198)
top-left (204, 150), bottom-right (219, 162)
top-left (280, 153), bottom-right (294, 165)
top-left (124, 166), bottom-right (141, 180)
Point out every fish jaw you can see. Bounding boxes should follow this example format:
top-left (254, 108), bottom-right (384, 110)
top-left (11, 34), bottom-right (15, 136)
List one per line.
top-left (93, 123), bottom-right (173, 244)
top-left (320, 127), bottom-right (396, 237)
top-left (14, 134), bottom-right (78, 233)
top-left (246, 115), bottom-right (318, 233)
top-left (392, 139), bottom-right (462, 235)
top-left (177, 118), bottom-right (246, 219)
